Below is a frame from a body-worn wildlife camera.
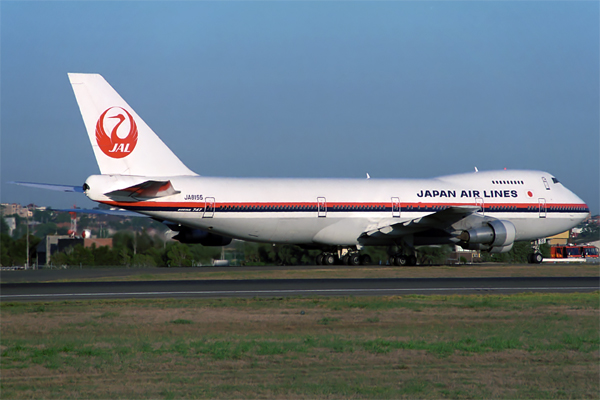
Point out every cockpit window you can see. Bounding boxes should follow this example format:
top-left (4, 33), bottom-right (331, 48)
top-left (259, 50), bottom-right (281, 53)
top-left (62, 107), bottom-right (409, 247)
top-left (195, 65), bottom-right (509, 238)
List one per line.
top-left (552, 177), bottom-right (560, 184)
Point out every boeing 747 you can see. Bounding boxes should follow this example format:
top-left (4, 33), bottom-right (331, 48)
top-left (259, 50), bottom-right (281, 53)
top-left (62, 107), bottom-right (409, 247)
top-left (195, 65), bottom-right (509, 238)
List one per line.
top-left (14, 73), bottom-right (591, 265)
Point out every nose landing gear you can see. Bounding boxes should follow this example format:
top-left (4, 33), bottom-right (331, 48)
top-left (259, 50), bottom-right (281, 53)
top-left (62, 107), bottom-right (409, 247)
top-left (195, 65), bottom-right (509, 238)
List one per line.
top-left (527, 252), bottom-right (543, 264)
top-left (527, 239), bottom-right (544, 264)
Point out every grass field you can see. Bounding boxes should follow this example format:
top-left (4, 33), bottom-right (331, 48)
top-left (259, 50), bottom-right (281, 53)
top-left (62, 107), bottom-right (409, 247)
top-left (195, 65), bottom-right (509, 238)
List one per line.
top-left (2, 292), bottom-right (598, 399)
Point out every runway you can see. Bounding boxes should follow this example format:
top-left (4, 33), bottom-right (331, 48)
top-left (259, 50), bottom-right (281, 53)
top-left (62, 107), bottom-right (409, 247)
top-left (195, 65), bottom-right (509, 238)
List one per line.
top-left (1, 276), bottom-right (598, 301)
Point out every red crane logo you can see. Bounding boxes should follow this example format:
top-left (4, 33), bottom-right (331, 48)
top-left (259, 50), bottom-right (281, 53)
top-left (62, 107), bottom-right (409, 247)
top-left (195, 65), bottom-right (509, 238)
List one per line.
top-left (95, 107), bottom-right (138, 158)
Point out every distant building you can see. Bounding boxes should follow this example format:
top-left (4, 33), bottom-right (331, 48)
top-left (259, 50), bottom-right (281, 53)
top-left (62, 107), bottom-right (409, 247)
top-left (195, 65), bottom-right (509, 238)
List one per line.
top-left (37, 235), bottom-right (70, 267)
top-left (37, 235), bottom-right (113, 267)
top-left (0, 203), bottom-right (33, 218)
top-left (83, 238), bottom-right (113, 249)
top-left (446, 245), bottom-right (481, 264)
top-left (1, 203), bottom-right (19, 216)
top-left (19, 208), bottom-right (33, 218)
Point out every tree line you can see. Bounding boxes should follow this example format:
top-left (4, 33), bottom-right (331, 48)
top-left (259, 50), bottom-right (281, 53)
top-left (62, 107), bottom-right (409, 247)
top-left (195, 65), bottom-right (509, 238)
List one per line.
top-left (0, 213), bottom-right (556, 268)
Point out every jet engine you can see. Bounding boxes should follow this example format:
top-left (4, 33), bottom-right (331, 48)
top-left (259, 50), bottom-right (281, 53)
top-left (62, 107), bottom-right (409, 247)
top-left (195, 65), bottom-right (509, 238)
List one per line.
top-left (458, 220), bottom-right (516, 253)
top-left (172, 227), bottom-right (232, 246)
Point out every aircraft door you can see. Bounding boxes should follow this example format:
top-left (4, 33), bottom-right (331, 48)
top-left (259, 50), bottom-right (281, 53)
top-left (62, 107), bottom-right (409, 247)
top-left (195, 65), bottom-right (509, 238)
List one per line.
top-left (538, 198), bottom-right (546, 218)
top-left (391, 197), bottom-right (401, 218)
top-left (203, 197), bottom-right (215, 218)
top-left (475, 197), bottom-right (485, 216)
top-left (542, 177), bottom-right (550, 190)
top-left (317, 197), bottom-right (327, 218)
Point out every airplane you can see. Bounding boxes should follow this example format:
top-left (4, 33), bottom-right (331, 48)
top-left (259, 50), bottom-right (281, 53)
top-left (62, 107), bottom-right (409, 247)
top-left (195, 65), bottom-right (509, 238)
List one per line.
top-left (14, 73), bottom-right (591, 266)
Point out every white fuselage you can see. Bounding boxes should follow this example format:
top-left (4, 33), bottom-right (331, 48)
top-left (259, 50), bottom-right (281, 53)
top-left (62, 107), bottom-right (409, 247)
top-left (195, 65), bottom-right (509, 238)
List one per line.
top-left (84, 169), bottom-right (590, 247)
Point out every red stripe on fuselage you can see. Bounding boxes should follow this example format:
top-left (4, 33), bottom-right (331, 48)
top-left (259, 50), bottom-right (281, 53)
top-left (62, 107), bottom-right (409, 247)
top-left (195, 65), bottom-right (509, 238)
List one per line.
top-left (100, 200), bottom-right (589, 212)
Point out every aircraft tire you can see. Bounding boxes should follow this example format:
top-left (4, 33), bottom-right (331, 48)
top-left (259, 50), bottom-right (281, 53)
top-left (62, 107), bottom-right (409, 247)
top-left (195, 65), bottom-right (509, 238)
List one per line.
top-left (323, 254), bottom-right (337, 266)
top-left (395, 255), bottom-right (408, 266)
top-left (348, 254), bottom-right (361, 266)
top-left (533, 252), bottom-right (543, 264)
top-left (316, 254), bottom-right (324, 265)
top-left (360, 254), bottom-right (372, 265)
top-left (408, 255), bottom-right (417, 266)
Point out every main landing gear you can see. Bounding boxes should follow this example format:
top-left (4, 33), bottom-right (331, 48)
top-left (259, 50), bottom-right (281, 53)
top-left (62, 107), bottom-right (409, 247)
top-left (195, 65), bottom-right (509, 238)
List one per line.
top-left (388, 238), bottom-right (418, 266)
top-left (316, 251), bottom-right (372, 266)
top-left (388, 253), bottom-right (417, 267)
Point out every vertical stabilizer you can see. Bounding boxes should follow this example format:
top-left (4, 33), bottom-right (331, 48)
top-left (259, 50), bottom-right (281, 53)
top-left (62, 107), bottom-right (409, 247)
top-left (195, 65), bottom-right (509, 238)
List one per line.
top-left (68, 73), bottom-right (197, 176)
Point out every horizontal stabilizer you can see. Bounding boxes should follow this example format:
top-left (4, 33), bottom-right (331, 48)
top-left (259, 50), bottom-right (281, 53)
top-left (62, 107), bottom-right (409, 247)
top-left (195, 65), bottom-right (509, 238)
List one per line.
top-left (104, 180), bottom-right (180, 202)
top-left (9, 181), bottom-right (84, 193)
top-left (55, 208), bottom-right (147, 217)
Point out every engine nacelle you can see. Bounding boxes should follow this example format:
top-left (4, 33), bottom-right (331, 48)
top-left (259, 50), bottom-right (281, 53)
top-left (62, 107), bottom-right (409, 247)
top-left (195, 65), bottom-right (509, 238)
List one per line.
top-left (172, 228), bottom-right (232, 246)
top-left (459, 220), bottom-right (516, 253)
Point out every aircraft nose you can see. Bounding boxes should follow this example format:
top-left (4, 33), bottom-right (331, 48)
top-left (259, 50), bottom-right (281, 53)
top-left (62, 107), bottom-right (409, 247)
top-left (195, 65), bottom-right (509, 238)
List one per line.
top-left (571, 193), bottom-right (590, 222)
top-left (559, 184), bottom-right (590, 222)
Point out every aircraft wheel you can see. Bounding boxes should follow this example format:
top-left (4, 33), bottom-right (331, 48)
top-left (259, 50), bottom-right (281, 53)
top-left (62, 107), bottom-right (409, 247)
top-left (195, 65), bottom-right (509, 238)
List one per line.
top-left (316, 254), bottom-right (324, 265)
top-left (395, 255), bottom-right (408, 266)
top-left (388, 256), bottom-right (395, 266)
top-left (342, 254), bottom-right (350, 265)
top-left (348, 254), bottom-right (361, 266)
top-left (323, 253), bottom-right (337, 266)
top-left (408, 255), bottom-right (417, 266)
top-left (360, 254), bottom-right (372, 265)
top-left (533, 252), bottom-right (543, 264)
top-left (527, 253), bottom-right (534, 264)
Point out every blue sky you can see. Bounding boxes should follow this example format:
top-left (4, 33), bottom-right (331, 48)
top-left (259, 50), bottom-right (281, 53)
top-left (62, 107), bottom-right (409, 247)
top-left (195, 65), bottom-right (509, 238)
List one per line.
top-left (1, 1), bottom-right (599, 214)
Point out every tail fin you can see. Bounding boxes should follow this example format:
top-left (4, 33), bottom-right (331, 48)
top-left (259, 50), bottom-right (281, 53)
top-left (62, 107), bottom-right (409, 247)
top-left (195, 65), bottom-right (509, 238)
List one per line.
top-left (68, 73), bottom-right (197, 176)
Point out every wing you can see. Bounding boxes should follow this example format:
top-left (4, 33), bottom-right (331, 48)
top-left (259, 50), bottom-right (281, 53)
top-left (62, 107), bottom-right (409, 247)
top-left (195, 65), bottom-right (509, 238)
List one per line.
top-left (360, 205), bottom-right (480, 241)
